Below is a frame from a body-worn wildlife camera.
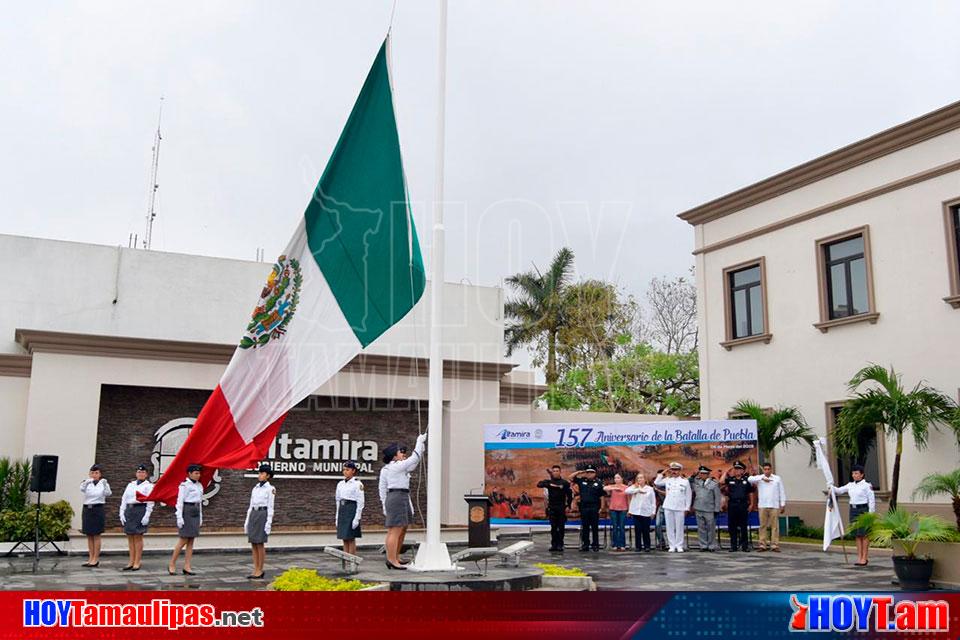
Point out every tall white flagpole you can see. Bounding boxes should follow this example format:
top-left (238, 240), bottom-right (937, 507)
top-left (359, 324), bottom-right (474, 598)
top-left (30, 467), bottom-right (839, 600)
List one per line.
top-left (412, 0), bottom-right (455, 571)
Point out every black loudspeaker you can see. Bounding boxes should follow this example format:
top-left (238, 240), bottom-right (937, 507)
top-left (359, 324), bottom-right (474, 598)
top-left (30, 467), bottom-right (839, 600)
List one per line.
top-left (29, 455), bottom-right (58, 493)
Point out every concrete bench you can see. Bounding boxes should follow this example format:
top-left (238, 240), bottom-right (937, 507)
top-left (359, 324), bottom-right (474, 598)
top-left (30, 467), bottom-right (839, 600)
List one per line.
top-left (323, 546), bottom-right (363, 574)
top-left (451, 547), bottom-right (500, 576)
top-left (497, 540), bottom-right (534, 567)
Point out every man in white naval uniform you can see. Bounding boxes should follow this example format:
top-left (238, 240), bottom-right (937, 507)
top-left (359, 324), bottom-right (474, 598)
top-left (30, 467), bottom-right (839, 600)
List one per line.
top-left (655, 462), bottom-right (692, 552)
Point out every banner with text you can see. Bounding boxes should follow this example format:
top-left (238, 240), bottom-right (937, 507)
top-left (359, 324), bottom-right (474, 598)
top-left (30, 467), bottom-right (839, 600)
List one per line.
top-left (483, 421), bottom-right (758, 524)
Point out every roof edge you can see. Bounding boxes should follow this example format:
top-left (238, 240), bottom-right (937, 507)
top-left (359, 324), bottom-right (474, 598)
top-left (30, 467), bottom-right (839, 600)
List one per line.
top-left (678, 99), bottom-right (960, 226)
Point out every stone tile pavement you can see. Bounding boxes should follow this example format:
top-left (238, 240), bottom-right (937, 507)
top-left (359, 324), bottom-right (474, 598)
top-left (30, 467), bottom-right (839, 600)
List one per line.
top-left (0, 532), bottom-right (906, 591)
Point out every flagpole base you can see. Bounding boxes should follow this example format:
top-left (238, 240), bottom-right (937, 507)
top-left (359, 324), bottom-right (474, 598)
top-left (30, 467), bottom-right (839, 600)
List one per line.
top-left (408, 541), bottom-right (457, 572)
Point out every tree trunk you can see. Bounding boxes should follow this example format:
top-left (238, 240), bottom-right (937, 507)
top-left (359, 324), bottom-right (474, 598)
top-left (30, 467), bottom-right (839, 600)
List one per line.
top-left (888, 432), bottom-right (903, 511)
top-left (953, 496), bottom-right (960, 531)
top-left (545, 330), bottom-right (557, 387)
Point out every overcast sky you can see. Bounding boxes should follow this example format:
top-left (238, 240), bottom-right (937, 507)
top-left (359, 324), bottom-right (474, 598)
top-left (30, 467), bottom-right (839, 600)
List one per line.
top-left (2, 1), bottom-right (959, 299)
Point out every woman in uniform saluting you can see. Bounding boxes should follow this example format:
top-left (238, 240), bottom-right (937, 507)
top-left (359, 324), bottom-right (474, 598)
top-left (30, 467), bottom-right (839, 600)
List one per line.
top-left (80, 464), bottom-right (111, 567)
top-left (169, 463), bottom-right (204, 575)
top-left (118, 463), bottom-right (154, 571)
top-left (335, 461), bottom-right (364, 557)
top-left (244, 464), bottom-right (275, 580)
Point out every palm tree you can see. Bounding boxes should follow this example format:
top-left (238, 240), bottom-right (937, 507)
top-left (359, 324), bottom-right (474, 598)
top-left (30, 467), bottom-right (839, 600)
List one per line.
top-left (834, 364), bottom-right (960, 511)
top-left (504, 248), bottom-right (575, 386)
top-left (913, 469), bottom-right (960, 530)
top-left (732, 400), bottom-right (816, 462)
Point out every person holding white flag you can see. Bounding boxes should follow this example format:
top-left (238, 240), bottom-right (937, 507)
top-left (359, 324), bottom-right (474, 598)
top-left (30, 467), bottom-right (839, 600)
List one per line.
top-left (829, 465), bottom-right (876, 566)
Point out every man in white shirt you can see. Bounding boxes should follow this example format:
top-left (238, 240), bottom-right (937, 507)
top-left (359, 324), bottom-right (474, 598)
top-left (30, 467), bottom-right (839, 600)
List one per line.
top-left (654, 462), bottom-right (692, 552)
top-left (747, 462), bottom-right (786, 552)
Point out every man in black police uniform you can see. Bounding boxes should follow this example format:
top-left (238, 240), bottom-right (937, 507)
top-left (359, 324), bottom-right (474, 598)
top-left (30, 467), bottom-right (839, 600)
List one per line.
top-left (536, 465), bottom-right (573, 552)
top-left (569, 467), bottom-right (605, 552)
top-left (721, 461), bottom-right (754, 552)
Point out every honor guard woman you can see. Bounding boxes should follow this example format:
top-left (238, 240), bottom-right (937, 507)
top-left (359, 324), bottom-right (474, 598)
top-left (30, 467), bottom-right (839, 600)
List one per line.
top-left (378, 432), bottom-right (427, 570)
top-left (244, 464), bottom-right (275, 580)
top-left (335, 461), bottom-right (365, 556)
top-left (80, 464), bottom-right (111, 567)
top-left (118, 464), bottom-right (154, 571)
top-left (169, 463), bottom-right (204, 576)
top-left (829, 464), bottom-right (876, 566)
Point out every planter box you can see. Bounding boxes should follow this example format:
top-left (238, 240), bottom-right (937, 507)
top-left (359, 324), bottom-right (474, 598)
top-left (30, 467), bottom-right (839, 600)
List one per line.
top-left (917, 541), bottom-right (960, 588)
top-left (539, 575), bottom-right (595, 591)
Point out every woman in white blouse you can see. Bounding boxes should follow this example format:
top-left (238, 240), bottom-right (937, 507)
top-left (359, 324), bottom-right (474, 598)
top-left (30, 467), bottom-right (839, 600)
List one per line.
top-left (335, 461), bottom-right (365, 556)
top-left (625, 472), bottom-right (657, 552)
top-left (169, 463), bottom-right (204, 575)
top-left (830, 464), bottom-right (876, 566)
top-left (79, 464), bottom-right (111, 567)
top-left (118, 463), bottom-right (153, 571)
top-left (244, 464), bottom-right (275, 580)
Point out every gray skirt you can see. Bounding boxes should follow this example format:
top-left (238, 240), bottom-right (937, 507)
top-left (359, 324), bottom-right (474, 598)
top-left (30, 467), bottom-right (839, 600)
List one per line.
top-left (81, 504), bottom-right (105, 536)
top-left (336, 500), bottom-right (362, 540)
top-left (384, 490), bottom-right (414, 528)
top-left (246, 507), bottom-right (269, 544)
top-left (178, 502), bottom-right (201, 539)
top-left (123, 503), bottom-right (149, 535)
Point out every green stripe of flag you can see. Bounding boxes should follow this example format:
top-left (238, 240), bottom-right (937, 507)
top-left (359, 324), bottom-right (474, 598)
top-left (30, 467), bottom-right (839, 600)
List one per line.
top-left (304, 39), bottom-right (426, 347)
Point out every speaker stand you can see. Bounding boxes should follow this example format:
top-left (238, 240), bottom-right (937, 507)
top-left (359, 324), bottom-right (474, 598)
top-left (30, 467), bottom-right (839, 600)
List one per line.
top-left (5, 492), bottom-right (66, 572)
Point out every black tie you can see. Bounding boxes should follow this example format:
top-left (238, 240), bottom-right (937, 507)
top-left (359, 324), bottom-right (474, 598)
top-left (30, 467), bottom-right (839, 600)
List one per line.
top-left (258, 481), bottom-right (266, 487)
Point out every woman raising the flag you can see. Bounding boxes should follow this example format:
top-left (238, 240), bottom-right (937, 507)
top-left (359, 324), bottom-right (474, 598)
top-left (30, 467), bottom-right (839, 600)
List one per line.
top-left (379, 432), bottom-right (427, 569)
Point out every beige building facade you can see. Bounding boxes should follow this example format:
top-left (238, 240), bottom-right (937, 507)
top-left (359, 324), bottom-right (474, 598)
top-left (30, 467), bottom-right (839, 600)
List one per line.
top-left (680, 100), bottom-right (960, 524)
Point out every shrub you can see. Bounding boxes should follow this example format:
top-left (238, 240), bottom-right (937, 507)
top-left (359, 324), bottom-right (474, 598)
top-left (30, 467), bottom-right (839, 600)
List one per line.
top-left (269, 568), bottom-right (375, 591)
top-left (534, 563), bottom-right (588, 577)
top-left (0, 500), bottom-right (74, 543)
top-left (0, 458), bottom-right (31, 512)
top-left (787, 520), bottom-right (824, 540)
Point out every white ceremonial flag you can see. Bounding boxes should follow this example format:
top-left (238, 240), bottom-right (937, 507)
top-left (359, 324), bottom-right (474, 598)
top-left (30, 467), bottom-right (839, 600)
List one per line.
top-left (814, 438), bottom-right (844, 551)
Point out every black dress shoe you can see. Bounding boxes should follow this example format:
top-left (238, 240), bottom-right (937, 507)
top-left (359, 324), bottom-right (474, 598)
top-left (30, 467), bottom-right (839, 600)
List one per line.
top-left (385, 562), bottom-right (406, 571)
top-left (82, 561), bottom-right (99, 568)
top-left (122, 565), bottom-right (134, 571)
top-left (131, 566), bottom-right (141, 572)
top-left (182, 569), bottom-right (196, 575)
top-left (247, 573), bottom-right (265, 579)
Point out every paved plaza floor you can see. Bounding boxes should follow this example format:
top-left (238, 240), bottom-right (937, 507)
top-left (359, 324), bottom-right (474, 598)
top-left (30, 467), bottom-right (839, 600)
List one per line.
top-left (0, 532), bottom-right (907, 591)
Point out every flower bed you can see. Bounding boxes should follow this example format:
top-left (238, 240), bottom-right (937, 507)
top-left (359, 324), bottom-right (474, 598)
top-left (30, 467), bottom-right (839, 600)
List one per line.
top-left (269, 568), bottom-right (378, 591)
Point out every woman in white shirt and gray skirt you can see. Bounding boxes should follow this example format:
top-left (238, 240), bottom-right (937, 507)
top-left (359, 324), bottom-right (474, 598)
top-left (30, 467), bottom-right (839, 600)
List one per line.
top-left (244, 463), bottom-right (275, 580)
top-left (169, 463), bottom-right (204, 576)
top-left (80, 464), bottom-right (111, 567)
top-left (378, 432), bottom-right (427, 569)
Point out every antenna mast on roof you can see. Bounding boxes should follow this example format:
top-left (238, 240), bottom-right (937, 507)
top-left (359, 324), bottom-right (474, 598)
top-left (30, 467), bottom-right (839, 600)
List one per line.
top-left (144, 96), bottom-right (164, 250)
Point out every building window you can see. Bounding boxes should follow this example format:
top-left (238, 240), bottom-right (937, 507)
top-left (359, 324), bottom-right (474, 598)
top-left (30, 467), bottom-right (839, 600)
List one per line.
top-left (826, 403), bottom-right (885, 492)
top-left (945, 199), bottom-right (960, 308)
top-left (721, 257), bottom-right (771, 349)
top-left (815, 226), bottom-right (878, 332)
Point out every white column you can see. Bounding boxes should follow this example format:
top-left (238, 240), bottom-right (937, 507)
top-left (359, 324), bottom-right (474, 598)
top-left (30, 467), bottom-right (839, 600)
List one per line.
top-left (412, 0), bottom-right (455, 571)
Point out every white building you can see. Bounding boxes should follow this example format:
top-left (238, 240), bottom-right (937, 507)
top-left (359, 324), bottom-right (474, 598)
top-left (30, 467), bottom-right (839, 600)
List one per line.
top-left (680, 100), bottom-right (960, 524)
top-left (0, 233), bottom-right (550, 530)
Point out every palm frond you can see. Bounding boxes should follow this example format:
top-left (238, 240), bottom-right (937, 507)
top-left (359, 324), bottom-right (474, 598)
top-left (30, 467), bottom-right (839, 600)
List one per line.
top-left (912, 469), bottom-right (960, 501)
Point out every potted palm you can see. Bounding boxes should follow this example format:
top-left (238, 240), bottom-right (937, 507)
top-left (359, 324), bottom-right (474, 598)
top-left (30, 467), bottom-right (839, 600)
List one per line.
top-left (854, 509), bottom-right (957, 590)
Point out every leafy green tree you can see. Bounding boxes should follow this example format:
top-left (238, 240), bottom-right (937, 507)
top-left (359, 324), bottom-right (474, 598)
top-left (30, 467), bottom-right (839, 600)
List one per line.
top-left (834, 364), bottom-right (960, 511)
top-left (556, 279), bottom-right (639, 373)
top-left (504, 248), bottom-right (576, 386)
top-left (732, 400), bottom-right (815, 463)
top-left (912, 469), bottom-right (960, 530)
top-left (545, 342), bottom-right (698, 416)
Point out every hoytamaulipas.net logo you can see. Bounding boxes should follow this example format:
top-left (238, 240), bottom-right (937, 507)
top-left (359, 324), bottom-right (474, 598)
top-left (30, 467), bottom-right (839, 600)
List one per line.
top-left (23, 598), bottom-right (264, 630)
top-left (789, 594), bottom-right (949, 633)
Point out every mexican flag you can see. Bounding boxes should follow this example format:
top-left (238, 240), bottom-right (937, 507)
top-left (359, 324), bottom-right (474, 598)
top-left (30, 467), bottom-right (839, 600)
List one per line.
top-left (145, 38), bottom-right (425, 505)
